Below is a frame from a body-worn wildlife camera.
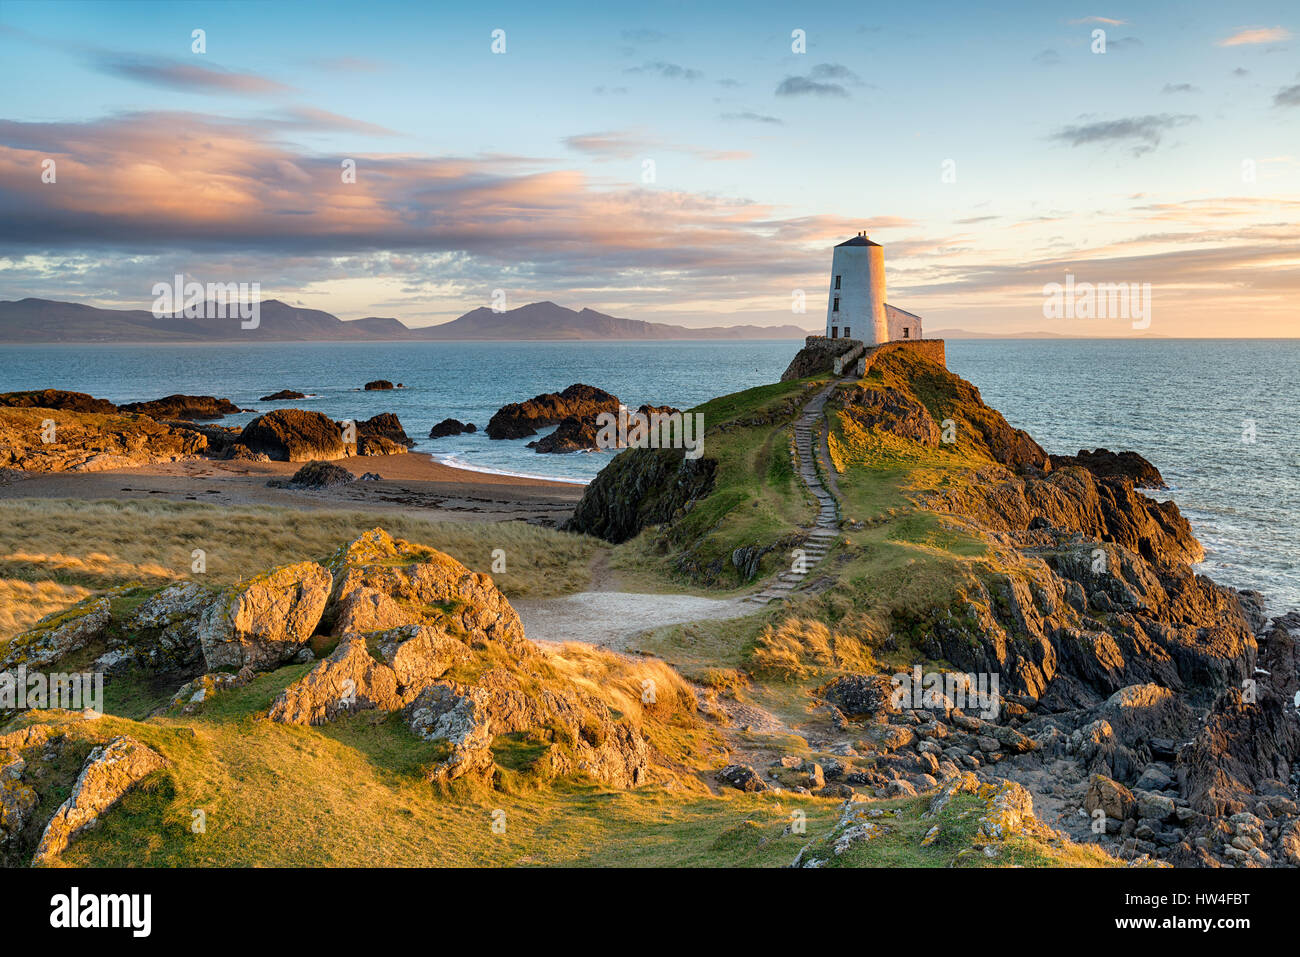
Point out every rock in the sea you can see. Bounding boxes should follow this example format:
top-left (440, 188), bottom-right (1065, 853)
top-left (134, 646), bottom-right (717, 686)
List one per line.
top-left (486, 383), bottom-right (619, 440)
top-left (528, 415), bottom-right (599, 453)
top-left (1049, 448), bottom-right (1166, 489)
top-left (119, 394), bottom-right (243, 420)
top-left (235, 409), bottom-right (345, 462)
top-left (428, 418), bottom-right (477, 438)
top-left (32, 735), bottom-right (167, 864)
top-left (0, 389), bottom-right (116, 414)
top-left (268, 460), bottom-right (355, 490)
top-left (259, 390), bottom-right (307, 401)
top-left (364, 380), bottom-right (395, 391)
top-left (196, 561), bottom-right (332, 670)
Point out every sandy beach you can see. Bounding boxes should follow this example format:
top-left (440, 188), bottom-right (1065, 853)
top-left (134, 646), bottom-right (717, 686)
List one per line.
top-left (0, 451), bottom-right (586, 524)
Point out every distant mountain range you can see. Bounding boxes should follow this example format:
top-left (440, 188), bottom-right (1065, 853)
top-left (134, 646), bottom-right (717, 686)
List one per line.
top-left (0, 298), bottom-right (815, 343)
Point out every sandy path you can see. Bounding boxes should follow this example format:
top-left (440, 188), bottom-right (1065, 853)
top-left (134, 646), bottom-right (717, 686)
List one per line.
top-left (514, 591), bottom-right (755, 651)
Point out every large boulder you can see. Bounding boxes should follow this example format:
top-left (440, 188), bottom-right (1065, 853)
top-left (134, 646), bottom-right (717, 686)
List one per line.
top-left (1049, 448), bottom-right (1166, 489)
top-left (0, 595), bottom-right (112, 671)
top-left (428, 418), bottom-right (477, 439)
top-left (325, 529), bottom-right (525, 651)
top-left (562, 447), bottom-right (717, 544)
top-left (234, 409), bottom-right (345, 462)
top-left (32, 735), bottom-right (167, 864)
top-left (486, 383), bottom-right (619, 440)
top-left (268, 460), bottom-right (355, 490)
top-left (196, 562), bottom-right (331, 670)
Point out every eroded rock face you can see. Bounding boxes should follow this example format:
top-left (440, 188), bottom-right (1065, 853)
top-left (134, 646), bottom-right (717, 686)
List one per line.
top-left (234, 409), bottom-right (345, 462)
top-left (840, 385), bottom-right (941, 446)
top-left (820, 674), bottom-right (898, 719)
top-left (563, 447), bottom-right (717, 544)
top-left (0, 407), bottom-right (207, 472)
top-left (486, 383), bottom-right (619, 440)
top-left (1049, 448), bottom-right (1166, 489)
top-left (0, 596), bottom-right (112, 671)
top-left (32, 735), bottom-right (167, 864)
top-left (356, 412), bottom-right (413, 448)
top-left (119, 395), bottom-right (243, 420)
top-left (406, 669), bottom-right (649, 788)
top-left (197, 562), bottom-right (331, 670)
top-left (0, 390), bottom-right (116, 413)
top-left (326, 528), bottom-right (526, 652)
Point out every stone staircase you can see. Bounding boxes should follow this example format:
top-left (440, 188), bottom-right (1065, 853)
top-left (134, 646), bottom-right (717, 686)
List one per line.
top-left (745, 379), bottom-right (844, 605)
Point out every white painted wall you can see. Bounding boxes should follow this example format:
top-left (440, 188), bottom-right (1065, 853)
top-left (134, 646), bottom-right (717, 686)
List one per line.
top-left (825, 242), bottom-right (888, 344)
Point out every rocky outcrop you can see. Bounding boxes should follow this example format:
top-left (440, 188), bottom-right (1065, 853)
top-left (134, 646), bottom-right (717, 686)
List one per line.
top-left (119, 394), bottom-right (243, 420)
top-left (486, 383), bottom-right (619, 440)
top-left (0, 595), bottom-right (112, 671)
top-left (0, 407), bottom-right (207, 472)
top-left (428, 418), bottom-right (476, 438)
top-left (234, 409), bottom-right (346, 462)
top-left (268, 460), bottom-right (356, 490)
top-left (233, 409), bottom-right (411, 461)
top-left (528, 415), bottom-right (598, 453)
top-left (839, 385), bottom-right (941, 446)
top-left (780, 336), bottom-right (861, 382)
top-left (32, 735), bottom-right (167, 864)
top-left (364, 380), bottom-right (396, 391)
top-left (563, 447), bottom-right (717, 544)
top-left (196, 562), bottom-right (331, 670)
top-left (260, 390), bottom-right (306, 401)
top-left (0, 389), bottom-right (116, 413)
top-left (1049, 448), bottom-right (1166, 489)
top-left (357, 412), bottom-right (414, 448)
top-left (325, 529), bottom-right (527, 651)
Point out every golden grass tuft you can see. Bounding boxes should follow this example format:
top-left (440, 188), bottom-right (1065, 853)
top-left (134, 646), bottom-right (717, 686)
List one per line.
top-left (748, 613), bottom-right (879, 681)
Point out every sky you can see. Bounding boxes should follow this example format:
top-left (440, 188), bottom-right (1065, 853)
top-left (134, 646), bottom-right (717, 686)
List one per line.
top-left (0, 0), bottom-right (1296, 336)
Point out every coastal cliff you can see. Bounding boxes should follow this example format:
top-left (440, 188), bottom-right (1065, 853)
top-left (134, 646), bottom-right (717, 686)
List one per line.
top-left (564, 346), bottom-right (1300, 866)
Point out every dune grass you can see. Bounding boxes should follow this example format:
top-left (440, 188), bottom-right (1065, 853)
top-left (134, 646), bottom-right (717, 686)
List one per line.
top-left (0, 498), bottom-right (600, 638)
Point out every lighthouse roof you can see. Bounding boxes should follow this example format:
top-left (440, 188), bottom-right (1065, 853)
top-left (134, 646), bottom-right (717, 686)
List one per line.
top-left (836, 234), bottom-right (881, 247)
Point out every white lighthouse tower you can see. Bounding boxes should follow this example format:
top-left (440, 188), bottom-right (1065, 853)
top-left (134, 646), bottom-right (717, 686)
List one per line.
top-left (825, 232), bottom-right (888, 344)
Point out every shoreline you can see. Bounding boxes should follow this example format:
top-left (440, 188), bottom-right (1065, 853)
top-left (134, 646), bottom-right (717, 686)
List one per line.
top-left (0, 451), bottom-right (586, 524)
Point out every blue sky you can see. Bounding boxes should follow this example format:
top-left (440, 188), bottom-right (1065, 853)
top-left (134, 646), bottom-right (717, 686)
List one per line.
top-left (0, 0), bottom-right (1296, 335)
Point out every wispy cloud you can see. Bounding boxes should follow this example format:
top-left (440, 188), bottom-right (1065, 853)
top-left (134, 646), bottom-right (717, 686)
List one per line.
top-left (1216, 26), bottom-right (1291, 47)
top-left (1048, 114), bottom-right (1197, 156)
top-left (562, 130), bottom-right (747, 161)
top-left (1275, 83), bottom-right (1300, 107)
top-left (92, 53), bottom-right (292, 95)
top-left (1161, 83), bottom-right (1199, 94)
top-left (774, 64), bottom-right (863, 99)
top-left (719, 111), bottom-right (782, 125)
top-left (624, 60), bottom-right (702, 81)
top-left (1068, 16), bottom-right (1128, 25)
top-left (1033, 49), bottom-right (1061, 66)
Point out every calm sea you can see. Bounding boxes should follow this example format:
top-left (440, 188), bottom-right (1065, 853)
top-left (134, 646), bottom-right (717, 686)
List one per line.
top-left (2, 339), bottom-right (1296, 613)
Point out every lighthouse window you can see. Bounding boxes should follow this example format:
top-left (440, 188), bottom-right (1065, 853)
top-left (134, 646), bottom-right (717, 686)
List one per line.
top-left (834, 275), bottom-right (841, 289)
top-left (903, 327), bottom-right (910, 338)
top-left (832, 297), bottom-right (840, 312)
top-left (843, 327), bottom-right (850, 337)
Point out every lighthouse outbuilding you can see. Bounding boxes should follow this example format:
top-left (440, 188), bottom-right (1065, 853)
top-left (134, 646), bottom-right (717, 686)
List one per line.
top-left (825, 232), bottom-right (921, 344)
